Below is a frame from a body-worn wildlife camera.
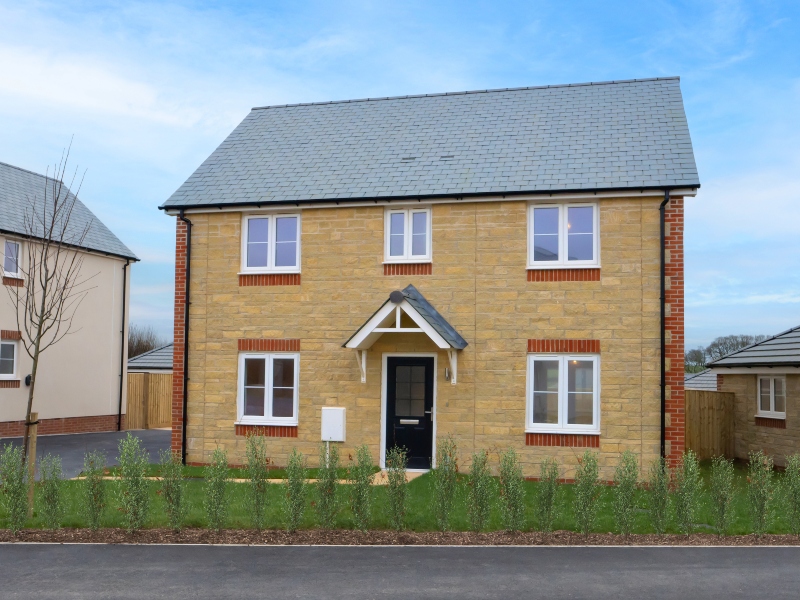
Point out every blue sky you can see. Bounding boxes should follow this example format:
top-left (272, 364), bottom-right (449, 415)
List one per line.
top-left (0, 1), bottom-right (798, 349)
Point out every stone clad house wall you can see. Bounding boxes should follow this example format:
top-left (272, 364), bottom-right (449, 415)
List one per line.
top-left (171, 196), bottom-right (684, 479)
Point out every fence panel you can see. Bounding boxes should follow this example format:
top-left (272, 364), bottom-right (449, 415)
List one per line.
top-left (685, 389), bottom-right (735, 460)
top-left (126, 372), bottom-right (172, 430)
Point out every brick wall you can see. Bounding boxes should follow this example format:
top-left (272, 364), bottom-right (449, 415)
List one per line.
top-left (174, 197), bottom-right (669, 478)
top-left (171, 218), bottom-right (188, 456)
top-left (0, 414), bottom-right (123, 438)
top-left (664, 197), bottom-right (685, 466)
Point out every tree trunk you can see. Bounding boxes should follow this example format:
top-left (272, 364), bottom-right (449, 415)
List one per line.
top-left (27, 412), bottom-right (38, 517)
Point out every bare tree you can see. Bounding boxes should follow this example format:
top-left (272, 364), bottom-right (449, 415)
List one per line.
top-left (684, 347), bottom-right (707, 373)
top-left (4, 146), bottom-right (96, 460)
top-left (706, 334), bottom-right (768, 361)
top-left (128, 323), bottom-right (167, 358)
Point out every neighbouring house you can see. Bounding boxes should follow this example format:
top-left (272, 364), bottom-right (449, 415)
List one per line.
top-left (685, 369), bottom-right (717, 391)
top-left (0, 161), bottom-right (138, 436)
top-left (126, 343), bottom-right (174, 430)
top-left (709, 325), bottom-right (800, 466)
top-left (160, 77), bottom-right (700, 477)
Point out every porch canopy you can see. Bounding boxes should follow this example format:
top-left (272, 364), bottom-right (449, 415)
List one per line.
top-left (344, 285), bottom-right (467, 384)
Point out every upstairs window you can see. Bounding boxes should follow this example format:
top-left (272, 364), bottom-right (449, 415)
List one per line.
top-left (527, 355), bottom-right (600, 433)
top-left (237, 353), bottom-right (299, 425)
top-left (528, 204), bottom-right (598, 268)
top-left (757, 376), bottom-right (786, 419)
top-left (0, 341), bottom-right (16, 379)
top-left (3, 240), bottom-right (20, 277)
top-left (385, 208), bottom-right (431, 262)
top-left (241, 215), bottom-right (300, 273)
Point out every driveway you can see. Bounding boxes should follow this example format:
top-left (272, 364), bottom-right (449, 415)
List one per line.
top-left (0, 429), bottom-right (170, 478)
top-left (0, 545), bottom-right (798, 599)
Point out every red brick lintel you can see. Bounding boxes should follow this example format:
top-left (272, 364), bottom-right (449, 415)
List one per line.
top-left (526, 432), bottom-right (600, 447)
top-left (755, 416), bottom-right (786, 429)
top-left (2, 277), bottom-right (24, 287)
top-left (238, 339), bottom-right (300, 352)
top-left (527, 339), bottom-right (600, 353)
top-left (527, 268), bottom-right (600, 282)
top-left (239, 273), bottom-right (301, 287)
top-left (235, 424), bottom-right (298, 438)
top-left (1, 330), bottom-right (22, 340)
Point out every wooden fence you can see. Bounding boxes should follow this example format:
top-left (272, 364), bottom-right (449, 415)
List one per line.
top-left (685, 389), bottom-right (735, 460)
top-left (126, 372), bottom-right (172, 430)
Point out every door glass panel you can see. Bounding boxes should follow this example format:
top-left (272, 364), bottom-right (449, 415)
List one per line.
top-left (395, 365), bottom-right (425, 416)
top-left (774, 378), bottom-right (786, 413)
top-left (567, 360), bottom-right (594, 425)
top-left (274, 217), bottom-right (298, 267)
top-left (532, 360), bottom-right (559, 423)
top-left (759, 379), bottom-right (771, 412)
top-left (247, 219), bottom-right (269, 267)
top-left (533, 207), bottom-right (559, 262)
top-left (389, 213), bottom-right (405, 257)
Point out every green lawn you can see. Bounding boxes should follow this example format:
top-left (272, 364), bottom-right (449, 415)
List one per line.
top-left (0, 460), bottom-right (793, 534)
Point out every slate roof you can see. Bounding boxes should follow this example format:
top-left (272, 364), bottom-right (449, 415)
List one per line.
top-left (401, 285), bottom-right (468, 350)
top-left (708, 326), bottom-right (800, 368)
top-left (162, 77), bottom-right (699, 210)
top-left (0, 161), bottom-right (137, 260)
top-left (128, 343), bottom-right (174, 371)
top-left (684, 369), bottom-right (717, 391)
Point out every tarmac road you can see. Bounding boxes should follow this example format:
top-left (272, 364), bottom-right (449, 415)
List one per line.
top-left (1, 544), bottom-right (799, 599)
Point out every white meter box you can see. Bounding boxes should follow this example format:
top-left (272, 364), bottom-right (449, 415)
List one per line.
top-left (321, 407), bottom-right (346, 442)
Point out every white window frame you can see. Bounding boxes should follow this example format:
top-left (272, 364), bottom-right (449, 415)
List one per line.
top-left (236, 352), bottom-right (300, 426)
top-left (0, 340), bottom-right (18, 380)
top-left (384, 207), bottom-right (432, 263)
top-left (240, 214), bottom-right (301, 274)
top-left (3, 239), bottom-right (22, 278)
top-left (756, 375), bottom-right (786, 419)
top-left (526, 354), bottom-right (600, 434)
top-left (527, 203), bottom-right (599, 268)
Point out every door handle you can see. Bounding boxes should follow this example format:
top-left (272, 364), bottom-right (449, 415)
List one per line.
top-left (424, 410), bottom-right (432, 414)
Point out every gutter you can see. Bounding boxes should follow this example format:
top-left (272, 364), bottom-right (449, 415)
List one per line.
top-left (117, 260), bottom-right (130, 431)
top-left (178, 210), bottom-right (193, 465)
top-left (659, 190), bottom-right (670, 459)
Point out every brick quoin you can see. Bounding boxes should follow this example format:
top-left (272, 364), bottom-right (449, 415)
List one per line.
top-left (527, 339), bottom-right (600, 353)
top-left (0, 414), bottom-right (124, 438)
top-left (234, 424), bottom-right (298, 438)
top-left (238, 339), bottom-right (300, 352)
top-left (383, 263), bottom-right (432, 276)
top-left (239, 273), bottom-right (301, 287)
top-left (171, 218), bottom-right (187, 456)
top-left (527, 268), bottom-right (600, 282)
top-left (525, 433), bottom-right (600, 448)
top-left (664, 197), bottom-right (685, 466)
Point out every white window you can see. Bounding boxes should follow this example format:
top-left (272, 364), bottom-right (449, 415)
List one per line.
top-left (237, 353), bottom-right (299, 425)
top-left (384, 208), bottom-right (431, 262)
top-left (0, 341), bottom-right (17, 380)
top-left (241, 214), bottom-right (300, 273)
top-left (757, 376), bottom-right (786, 419)
top-left (3, 240), bottom-right (21, 277)
top-left (528, 203), bottom-right (598, 268)
top-left (527, 355), bottom-right (600, 433)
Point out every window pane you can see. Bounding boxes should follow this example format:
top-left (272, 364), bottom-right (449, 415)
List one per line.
top-left (0, 344), bottom-right (13, 360)
top-left (568, 360), bottom-right (594, 394)
top-left (774, 379), bottom-right (786, 413)
top-left (272, 358), bottom-right (295, 388)
top-left (567, 360), bottom-right (594, 425)
top-left (568, 393), bottom-right (594, 425)
top-left (759, 379), bottom-right (771, 412)
top-left (532, 360), bottom-right (559, 424)
top-left (248, 218), bottom-right (269, 243)
top-left (272, 388), bottom-right (294, 418)
top-left (567, 233), bottom-right (593, 261)
top-left (411, 212), bottom-right (427, 256)
top-left (274, 241), bottom-right (297, 267)
top-left (389, 213), bottom-right (405, 257)
top-left (0, 343), bottom-right (13, 375)
top-left (244, 388), bottom-right (265, 416)
top-left (568, 207), bottom-right (593, 234)
top-left (274, 217), bottom-right (298, 268)
top-left (245, 358), bottom-right (265, 386)
top-left (533, 207), bottom-right (558, 234)
top-left (4, 241), bottom-right (19, 274)
top-left (275, 217), bottom-right (297, 243)
top-left (533, 392), bottom-right (558, 424)
top-left (533, 234), bottom-right (559, 261)
top-left (411, 233), bottom-right (427, 256)
top-left (247, 243), bottom-right (268, 267)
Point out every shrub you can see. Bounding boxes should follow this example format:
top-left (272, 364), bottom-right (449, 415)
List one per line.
top-left (747, 450), bottom-right (774, 536)
top-left (784, 453), bottom-right (800, 536)
top-left (0, 443), bottom-right (28, 534)
top-left (573, 451), bottom-right (601, 535)
top-left (612, 450), bottom-right (639, 537)
top-left (37, 454), bottom-right (65, 530)
top-left (673, 449), bottom-right (702, 536)
top-left (385, 446), bottom-right (408, 531)
top-left (159, 450), bottom-right (186, 531)
top-left (467, 450), bottom-right (492, 532)
top-left (647, 456), bottom-right (670, 534)
top-left (204, 447), bottom-right (229, 531)
top-left (284, 448), bottom-right (307, 532)
top-left (349, 444), bottom-right (374, 531)
top-left (81, 450), bottom-right (107, 531)
top-left (536, 458), bottom-right (559, 534)
top-left (432, 436), bottom-right (458, 531)
top-left (498, 447), bottom-right (526, 532)
top-left (117, 433), bottom-right (150, 532)
top-left (709, 455), bottom-right (735, 536)
top-left (245, 434), bottom-right (271, 530)
top-left (316, 442), bottom-right (340, 529)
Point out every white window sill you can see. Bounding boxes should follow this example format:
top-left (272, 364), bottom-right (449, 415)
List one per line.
top-left (235, 420), bottom-right (298, 427)
top-left (0, 376), bottom-right (18, 381)
top-left (526, 428), bottom-right (600, 435)
top-left (238, 270), bottom-right (301, 276)
top-left (526, 264), bottom-right (600, 270)
top-left (382, 259), bottom-right (432, 265)
top-left (755, 413), bottom-right (785, 420)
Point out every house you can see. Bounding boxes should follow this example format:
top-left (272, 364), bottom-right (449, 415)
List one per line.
top-left (0, 161), bottom-right (138, 436)
top-left (685, 369), bottom-right (717, 391)
top-left (160, 77), bottom-right (700, 477)
top-left (709, 325), bottom-right (800, 466)
top-left (128, 343), bottom-right (174, 375)
top-left (126, 343), bottom-right (173, 430)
